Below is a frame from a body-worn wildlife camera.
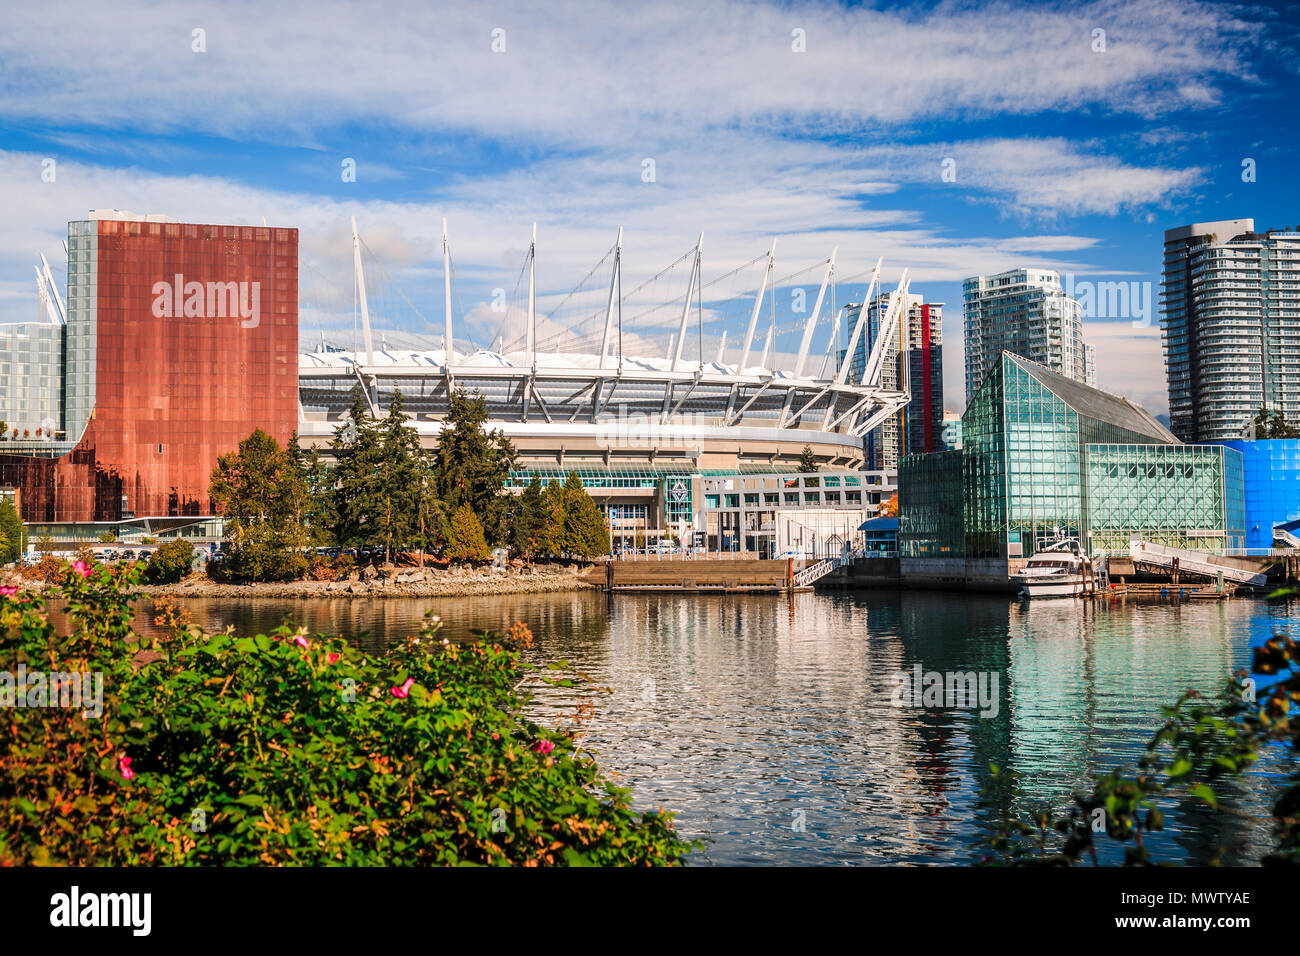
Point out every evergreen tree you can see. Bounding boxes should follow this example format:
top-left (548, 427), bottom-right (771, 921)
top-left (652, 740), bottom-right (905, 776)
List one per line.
top-left (1252, 406), bottom-right (1300, 439)
top-left (444, 503), bottom-right (489, 562)
top-left (413, 471), bottom-right (446, 562)
top-left (509, 475), bottom-right (547, 560)
top-left (374, 389), bottom-right (430, 561)
top-left (797, 445), bottom-right (818, 473)
top-left (0, 499), bottom-right (22, 564)
top-left (432, 390), bottom-right (517, 545)
top-left (330, 387), bottom-right (386, 547)
top-left (539, 479), bottom-right (566, 557)
top-left (299, 445), bottom-right (339, 546)
top-left (560, 471), bottom-right (610, 560)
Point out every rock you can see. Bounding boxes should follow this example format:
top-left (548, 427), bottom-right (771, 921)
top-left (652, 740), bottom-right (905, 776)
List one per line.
top-left (360, 565), bottom-right (378, 582)
top-left (346, 569), bottom-right (360, 582)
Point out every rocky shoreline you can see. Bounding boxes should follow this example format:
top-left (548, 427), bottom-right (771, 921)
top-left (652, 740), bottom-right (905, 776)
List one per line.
top-left (5, 563), bottom-right (602, 599)
top-left (141, 563), bottom-right (601, 599)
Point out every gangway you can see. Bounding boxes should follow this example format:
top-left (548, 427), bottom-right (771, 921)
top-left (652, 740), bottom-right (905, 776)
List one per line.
top-left (793, 548), bottom-right (865, 588)
top-left (1275, 526), bottom-right (1300, 550)
top-left (1128, 538), bottom-right (1269, 587)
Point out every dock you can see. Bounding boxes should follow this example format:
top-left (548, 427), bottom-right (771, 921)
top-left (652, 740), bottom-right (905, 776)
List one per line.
top-left (588, 557), bottom-right (806, 593)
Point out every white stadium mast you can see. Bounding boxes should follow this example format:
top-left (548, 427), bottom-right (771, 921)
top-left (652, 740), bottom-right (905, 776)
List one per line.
top-left (305, 223), bottom-right (913, 469)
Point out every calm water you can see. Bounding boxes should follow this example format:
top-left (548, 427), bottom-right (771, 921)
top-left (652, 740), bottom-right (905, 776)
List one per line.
top-left (80, 589), bottom-right (1300, 865)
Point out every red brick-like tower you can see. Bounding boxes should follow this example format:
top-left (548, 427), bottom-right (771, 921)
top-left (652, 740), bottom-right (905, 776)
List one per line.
top-left (1, 217), bottom-right (298, 522)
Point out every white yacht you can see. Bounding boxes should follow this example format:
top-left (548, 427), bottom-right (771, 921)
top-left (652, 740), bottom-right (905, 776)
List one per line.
top-left (1013, 539), bottom-right (1094, 598)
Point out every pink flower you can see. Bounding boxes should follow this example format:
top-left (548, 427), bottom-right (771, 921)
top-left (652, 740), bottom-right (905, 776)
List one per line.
top-left (390, 677), bottom-right (416, 698)
top-left (293, 635), bottom-right (310, 649)
top-left (71, 561), bottom-right (92, 578)
top-left (0, 586), bottom-right (17, 597)
top-left (326, 652), bottom-right (341, 664)
top-left (532, 740), bottom-right (554, 756)
top-left (117, 755), bottom-right (135, 781)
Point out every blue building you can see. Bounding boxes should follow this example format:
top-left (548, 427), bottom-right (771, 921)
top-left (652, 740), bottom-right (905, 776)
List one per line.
top-left (1215, 439), bottom-right (1300, 549)
top-left (859, 515), bottom-right (899, 553)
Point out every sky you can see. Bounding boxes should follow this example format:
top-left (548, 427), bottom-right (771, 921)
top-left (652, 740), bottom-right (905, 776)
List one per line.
top-left (1, 0), bottom-right (1298, 416)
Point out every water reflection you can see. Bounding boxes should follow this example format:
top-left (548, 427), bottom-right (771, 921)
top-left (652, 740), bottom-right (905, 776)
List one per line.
top-left (64, 588), bottom-right (1300, 865)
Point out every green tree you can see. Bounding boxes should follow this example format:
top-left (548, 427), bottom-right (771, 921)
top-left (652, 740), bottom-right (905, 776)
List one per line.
top-left (1252, 406), bottom-right (1300, 439)
top-left (432, 389), bottom-right (516, 545)
top-left (797, 445), bottom-right (818, 473)
top-left (374, 389), bottom-right (431, 561)
top-left (331, 388), bottom-right (441, 559)
top-left (413, 472), bottom-right (446, 563)
top-left (210, 428), bottom-right (306, 532)
top-left (509, 476), bottom-right (547, 560)
top-left (0, 500), bottom-right (22, 564)
top-left (539, 480), bottom-right (566, 558)
top-left (297, 444), bottom-right (338, 547)
top-left (560, 471), bottom-right (609, 560)
top-left (444, 503), bottom-right (489, 562)
top-left (209, 429), bottom-right (309, 581)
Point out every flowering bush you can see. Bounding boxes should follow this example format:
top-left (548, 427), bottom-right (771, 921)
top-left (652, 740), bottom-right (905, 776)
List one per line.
top-left (0, 562), bottom-right (694, 865)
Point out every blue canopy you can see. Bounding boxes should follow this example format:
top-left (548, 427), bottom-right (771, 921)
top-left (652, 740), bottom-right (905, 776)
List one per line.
top-left (859, 516), bottom-right (899, 532)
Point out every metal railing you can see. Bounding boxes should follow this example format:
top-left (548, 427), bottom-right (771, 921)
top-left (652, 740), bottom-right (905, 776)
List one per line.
top-left (792, 548), bottom-right (866, 588)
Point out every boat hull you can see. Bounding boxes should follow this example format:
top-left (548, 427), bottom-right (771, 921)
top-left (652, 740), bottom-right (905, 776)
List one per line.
top-left (1015, 577), bottom-right (1086, 598)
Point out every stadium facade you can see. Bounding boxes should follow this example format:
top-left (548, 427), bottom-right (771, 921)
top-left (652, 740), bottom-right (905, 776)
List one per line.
top-left (1, 215), bottom-right (910, 550)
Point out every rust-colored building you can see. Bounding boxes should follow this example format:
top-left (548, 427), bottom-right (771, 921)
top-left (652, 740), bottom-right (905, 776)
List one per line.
top-left (0, 213), bottom-right (298, 525)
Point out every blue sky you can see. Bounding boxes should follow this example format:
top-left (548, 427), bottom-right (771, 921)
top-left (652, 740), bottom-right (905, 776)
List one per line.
top-left (1, 0), bottom-right (1298, 414)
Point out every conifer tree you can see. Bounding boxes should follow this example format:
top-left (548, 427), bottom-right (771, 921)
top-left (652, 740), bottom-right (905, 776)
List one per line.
top-left (432, 389), bottom-right (517, 545)
top-left (539, 479), bottom-right (566, 558)
top-left (560, 471), bottom-right (610, 560)
top-left (444, 502), bottom-right (489, 562)
top-left (330, 387), bottom-right (386, 547)
top-left (509, 475), bottom-right (547, 560)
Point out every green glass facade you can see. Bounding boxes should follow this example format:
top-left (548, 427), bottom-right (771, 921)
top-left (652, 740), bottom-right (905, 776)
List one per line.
top-left (1085, 444), bottom-right (1244, 552)
top-left (900, 352), bottom-right (1243, 560)
top-left (897, 450), bottom-right (962, 557)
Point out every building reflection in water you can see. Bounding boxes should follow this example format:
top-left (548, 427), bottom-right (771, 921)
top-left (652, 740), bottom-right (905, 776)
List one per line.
top-left (93, 588), bottom-right (1300, 865)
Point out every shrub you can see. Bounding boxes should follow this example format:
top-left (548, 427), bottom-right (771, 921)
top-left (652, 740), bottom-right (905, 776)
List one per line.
top-left (19, 554), bottom-right (62, 583)
top-left (144, 540), bottom-right (194, 584)
top-left (212, 524), bottom-right (308, 582)
top-left (332, 552), bottom-right (355, 576)
top-left (305, 553), bottom-right (336, 581)
top-left (0, 563), bottom-right (695, 866)
top-left (444, 503), bottom-right (489, 562)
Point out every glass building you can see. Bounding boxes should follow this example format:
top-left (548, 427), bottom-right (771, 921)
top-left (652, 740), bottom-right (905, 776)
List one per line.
top-left (0, 321), bottom-right (63, 439)
top-left (962, 268), bottom-right (1087, 403)
top-left (900, 352), bottom-right (1245, 566)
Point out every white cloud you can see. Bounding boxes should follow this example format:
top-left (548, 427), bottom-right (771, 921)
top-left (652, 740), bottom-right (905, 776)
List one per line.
top-left (857, 138), bottom-right (1204, 217)
top-left (1081, 320), bottom-right (1169, 416)
top-left (0, 0), bottom-right (1260, 145)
